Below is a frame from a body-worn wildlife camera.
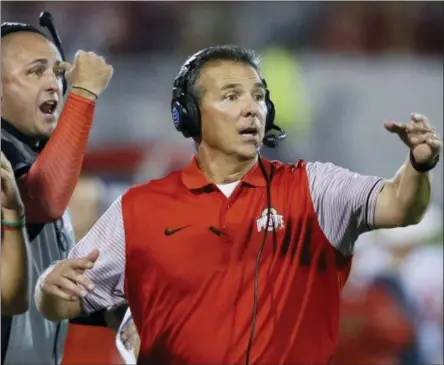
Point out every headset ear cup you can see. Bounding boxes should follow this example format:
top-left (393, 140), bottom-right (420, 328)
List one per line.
top-left (182, 94), bottom-right (201, 138)
top-left (171, 101), bottom-right (184, 132)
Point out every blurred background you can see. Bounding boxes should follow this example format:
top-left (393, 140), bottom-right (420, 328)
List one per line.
top-left (2, 1), bottom-right (443, 364)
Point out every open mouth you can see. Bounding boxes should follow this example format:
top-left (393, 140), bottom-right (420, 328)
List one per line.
top-left (39, 100), bottom-right (58, 115)
top-left (239, 127), bottom-right (258, 137)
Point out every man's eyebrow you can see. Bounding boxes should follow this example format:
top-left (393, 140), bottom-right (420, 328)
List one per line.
top-left (26, 58), bottom-right (48, 67)
top-left (253, 82), bottom-right (266, 91)
top-left (220, 82), bottom-right (266, 91)
top-left (220, 83), bottom-right (241, 91)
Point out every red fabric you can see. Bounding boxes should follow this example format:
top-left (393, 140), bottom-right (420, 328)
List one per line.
top-left (19, 93), bottom-right (95, 223)
top-left (122, 158), bottom-right (352, 364)
top-left (334, 284), bottom-right (414, 365)
top-left (62, 324), bottom-right (123, 365)
top-left (82, 145), bottom-right (147, 176)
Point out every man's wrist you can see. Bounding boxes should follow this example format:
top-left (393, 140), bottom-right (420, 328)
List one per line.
top-left (409, 151), bottom-right (440, 173)
top-left (70, 87), bottom-right (97, 101)
top-left (2, 207), bottom-right (25, 230)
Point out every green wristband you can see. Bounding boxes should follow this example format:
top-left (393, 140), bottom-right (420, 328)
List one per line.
top-left (1, 215), bottom-right (26, 228)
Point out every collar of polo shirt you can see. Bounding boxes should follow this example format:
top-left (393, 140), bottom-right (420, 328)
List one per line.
top-left (181, 156), bottom-right (272, 190)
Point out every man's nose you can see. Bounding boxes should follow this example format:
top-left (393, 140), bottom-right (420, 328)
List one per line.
top-left (44, 70), bottom-right (62, 94)
top-left (243, 95), bottom-right (260, 118)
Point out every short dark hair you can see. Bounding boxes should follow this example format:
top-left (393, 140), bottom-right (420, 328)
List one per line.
top-left (184, 45), bottom-right (262, 103)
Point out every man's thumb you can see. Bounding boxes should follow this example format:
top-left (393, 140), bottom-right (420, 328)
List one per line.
top-left (383, 120), bottom-right (403, 134)
top-left (86, 249), bottom-right (100, 263)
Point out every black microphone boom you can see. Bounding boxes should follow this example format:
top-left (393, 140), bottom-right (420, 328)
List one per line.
top-left (39, 11), bottom-right (65, 61)
top-left (263, 124), bottom-right (287, 148)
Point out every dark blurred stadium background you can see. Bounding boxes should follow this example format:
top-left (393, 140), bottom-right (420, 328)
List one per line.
top-left (2, 2), bottom-right (442, 364)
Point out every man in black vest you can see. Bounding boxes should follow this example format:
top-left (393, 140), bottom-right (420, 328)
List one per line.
top-left (1, 14), bottom-right (117, 364)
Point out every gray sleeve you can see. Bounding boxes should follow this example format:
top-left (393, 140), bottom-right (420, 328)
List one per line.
top-left (68, 196), bottom-right (126, 313)
top-left (306, 161), bottom-right (386, 255)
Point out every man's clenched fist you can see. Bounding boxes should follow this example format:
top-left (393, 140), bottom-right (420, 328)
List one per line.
top-left (65, 50), bottom-right (113, 98)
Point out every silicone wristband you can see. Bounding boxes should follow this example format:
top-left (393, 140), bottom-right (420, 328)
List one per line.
top-left (409, 151), bottom-right (440, 172)
top-left (1, 215), bottom-right (26, 228)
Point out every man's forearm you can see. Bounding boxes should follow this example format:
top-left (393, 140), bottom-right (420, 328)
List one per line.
top-left (1, 209), bottom-right (29, 315)
top-left (34, 266), bottom-right (83, 321)
top-left (19, 93), bottom-right (96, 223)
top-left (391, 155), bottom-right (431, 224)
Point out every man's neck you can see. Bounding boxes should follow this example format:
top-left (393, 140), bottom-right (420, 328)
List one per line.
top-left (196, 146), bottom-right (257, 185)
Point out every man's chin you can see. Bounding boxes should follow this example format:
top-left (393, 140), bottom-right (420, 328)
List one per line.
top-left (36, 120), bottom-right (56, 139)
top-left (234, 144), bottom-right (260, 161)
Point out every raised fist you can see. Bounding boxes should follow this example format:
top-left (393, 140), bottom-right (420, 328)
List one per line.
top-left (65, 50), bottom-right (114, 98)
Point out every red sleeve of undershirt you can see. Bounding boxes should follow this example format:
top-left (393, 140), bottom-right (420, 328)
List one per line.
top-left (19, 93), bottom-right (96, 223)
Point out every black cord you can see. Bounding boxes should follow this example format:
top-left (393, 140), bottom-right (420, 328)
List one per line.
top-left (245, 155), bottom-right (274, 365)
top-left (53, 215), bottom-right (66, 365)
top-left (53, 322), bottom-right (61, 365)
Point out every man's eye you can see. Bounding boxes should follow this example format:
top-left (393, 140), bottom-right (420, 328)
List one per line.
top-left (225, 94), bottom-right (237, 101)
top-left (29, 67), bottom-right (45, 75)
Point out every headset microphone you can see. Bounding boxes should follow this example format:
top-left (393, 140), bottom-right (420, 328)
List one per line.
top-left (262, 124), bottom-right (287, 148)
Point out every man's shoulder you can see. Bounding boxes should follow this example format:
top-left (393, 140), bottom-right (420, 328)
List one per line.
top-left (268, 158), bottom-right (340, 172)
top-left (268, 158), bottom-right (308, 174)
top-left (123, 169), bottom-right (185, 200)
top-left (266, 159), bottom-right (316, 187)
top-left (304, 160), bottom-right (355, 180)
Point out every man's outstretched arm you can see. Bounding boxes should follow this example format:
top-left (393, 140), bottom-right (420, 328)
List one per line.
top-left (374, 113), bottom-right (440, 229)
top-left (34, 197), bottom-right (126, 321)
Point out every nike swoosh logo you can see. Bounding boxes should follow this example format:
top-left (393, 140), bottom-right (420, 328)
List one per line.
top-left (164, 225), bottom-right (190, 236)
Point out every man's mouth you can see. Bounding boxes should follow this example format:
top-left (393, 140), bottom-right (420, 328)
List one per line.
top-left (239, 127), bottom-right (258, 137)
top-left (39, 100), bottom-right (58, 115)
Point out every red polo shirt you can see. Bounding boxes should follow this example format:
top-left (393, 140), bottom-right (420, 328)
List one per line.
top-left (69, 156), bottom-right (385, 364)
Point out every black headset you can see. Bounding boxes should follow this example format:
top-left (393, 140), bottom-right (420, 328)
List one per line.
top-left (171, 47), bottom-right (287, 148)
top-left (1, 12), bottom-right (67, 95)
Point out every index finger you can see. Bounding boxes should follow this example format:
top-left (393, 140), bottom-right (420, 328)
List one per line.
top-left (65, 257), bottom-right (95, 271)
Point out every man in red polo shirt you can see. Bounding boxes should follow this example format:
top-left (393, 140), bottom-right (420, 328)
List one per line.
top-left (35, 45), bottom-right (441, 364)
